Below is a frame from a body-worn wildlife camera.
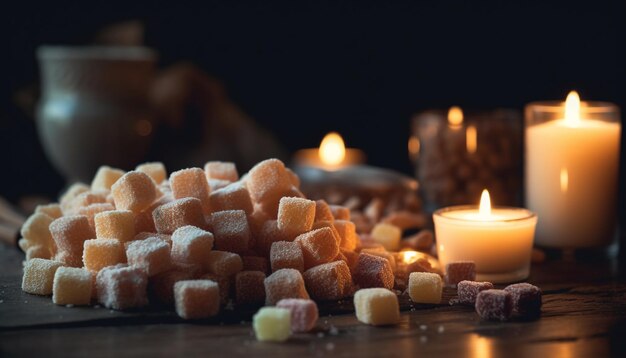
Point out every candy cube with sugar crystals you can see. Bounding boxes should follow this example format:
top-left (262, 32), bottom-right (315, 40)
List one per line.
top-left (26, 245), bottom-right (51, 260)
top-left (276, 298), bottom-right (318, 333)
top-left (354, 288), bottom-right (400, 326)
top-left (91, 166), bottom-right (125, 191)
top-left (277, 197), bottom-right (316, 237)
top-left (64, 191), bottom-right (109, 215)
top-left (264, 268), bottom-right (309, 305)
top-left (151, 269), bottom-right (196, 304)
top-left (96, 264), bottom-right (148, 310)
top-left (303, 260), bottom-right (352, 301)
top-left (352, 253), bottom-right (394, 290)
top-left (59, 183), bottom-right (89, 208)
top-left (253, 307), bottom-right (291, 342)
top-left (341, 248), bottom-right (360, 272)
top-left (475, 289), bottom-right (513, 321)
top-left (360, 249), bottom-right (397, 273)
top-left (255, 220), bottom-right (292, 256)
top-left (370, 223), bottom-right (402, 251)
top-left (205, 250), bottom-right (243, 277)
top-left (329, 205), bottom-right (350, 220)
top-left (334, 220), bottom-right (357, 251)
top-left (83, 238), bottom-right (126, 272)
top-left (209, 182), bottom-right (253, 214)
top-left (200, 273), bottom-right (231, 304)
top-left (314, 200), bottom-right (334, 222)
top-left (153, 197), bottom-right (207, 234)
top-left (270, 241), bottom-right (304, 272)
top-left (52, 267), bottom-right (92, 305)
top-left (408, 272), bottom-right (443, 304)
top-left (50, 215), bottom-right (95, 267)
top-left (135, 195), bottom-right (173, 234)
top-left (170, 168), bottom-right (212, 214)
top-left (242, 256), bottom-right (270, 274)
top-left (245, 159), bottom-right (292, 205)
top-left (133, 232), bottom-right (172, 247)
top-left (311, 221), bottom-right (341, 246)
top-left (504, 283), bottom-right (542, 319)
top-left (208, 179), bottom-right (231, 192)
top-left (136, 162), bottom-right (167, 184)
top-left (248, 208), bottom-right (270, 238)
top-left (126, 237), bottom-right (172, 276)
top-left (21, 212), bottom-right (55, 251)
top-left (445, 261), bottom-right (476, 287)
top-left (211, 210), bottom-right (251, 254)
top-left (174, 280), bottom-right (220, 319)
top-left (78, 203), bottom-right (115, 229)
top-left (94, 210), bottom-right (136, 242)
top-left (457, 280), bottom-right (494, 305)
top-left (235, 271), bottom-right (266, 305)
top-left (295, 227), bottom-right (340, 269)
top-left (22, 258), bottom-right (64, 295)
top-left (112, 171), bottom-right (158, 213)
top-left (35, 203), bottom-right (63, 219)
top-left (204, 161), bottom-right (239, 182)
top-left (171, 225), bottom-right (214, 265)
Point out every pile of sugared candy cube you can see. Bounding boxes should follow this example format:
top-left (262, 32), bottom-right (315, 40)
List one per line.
top-left (19, 158), bottom-right (540, 342)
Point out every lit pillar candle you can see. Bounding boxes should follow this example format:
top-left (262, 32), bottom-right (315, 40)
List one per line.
top-left (525, 91), bottom-right (621, 248)
top-left (433, 190), bottom-right (537, 283)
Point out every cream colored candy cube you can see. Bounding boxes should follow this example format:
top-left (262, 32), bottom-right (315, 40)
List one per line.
top-left (91, 165), bottom-right (125, 191)
top-left (22, 258), bottom-right (64, 295)
top-left (83, 238), bottom-right (127, 272)
top-left (408, 272), bottom-right (443, 304)
top-left (95, 210), bottom-right (136, 242)
top-left (35, 203), bottom-right (63, 219)
top-left (253, 307), bottom-right (291, 342)
top-left (21, 213), bottom-right (55, 249)
top-left (26, 245), bottom-right (51, 260)
top-left (370, 223), bottom-right (402, 251)
top-left (111, 171), bottom-right (158, 213)
top-left (136, 162), bottom-right (167, 184)
top-left (277, 197), bottom-right (316, 237)
top-left (204, 161), bottom-right (239, 182)
top-left (353, 288), bottom-right (400, 326)
top-left (52, 267), bottom-right (92, 305)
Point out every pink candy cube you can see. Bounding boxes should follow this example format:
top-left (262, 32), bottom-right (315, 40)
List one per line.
top-left (276, 298), bottom-right (319, 333)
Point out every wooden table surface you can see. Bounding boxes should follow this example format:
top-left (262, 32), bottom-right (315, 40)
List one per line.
top-left (1, 244), bottom-right (625, 357)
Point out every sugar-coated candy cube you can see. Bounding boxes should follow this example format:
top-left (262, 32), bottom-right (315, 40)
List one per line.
top-left (136, 162), bottom-right (167, 184)
top-left (59, 183), bottom-right (89, 208)
top-left (151, 269), bottom-right (196, 304)
top-left (200, 273), bottom-right (231, 304)
top-left (255, 220), bottom-right (292, 256)
top-left (276, 298), bottom-right (318, 333)
top-left (96, 264), bottom-right (148, 310)
top-left (457, 280), bottom-right (494, 305)
top-left (133, 232), bottom-right (172, 247)
top-left (174, 280), bottom-right (220, 319)
top-left (77, 203), bottom-right (115, 229)
top-left (82, 238), bottom-right (126, 272)
top-left (208, 179), bottom-right (231, 192)
top-left (242, 256), bottom-right (270, 274)
top-left (329, 205), bottom-right (350, 220)
top-left (210, 210), bottom-right (251, 254)
top-left (334, 220), bottom-right (357, 251)
top-left (246, 159), bottom-right (292, 204)
top-left (64, 191), bottom-right (109, 214)
top-left (209, 182), bottom-right (253, 214)
top-left (126, 237), bottom-right (171, 276)
top-left (264, 268), bottom-right (309, 305)
top-left (94, 210), bottom-right (136, 242)
top-left (26, 245), bottom-right (51, 260)
top-left (277, 197), bottom-right (316, 237)
top-left (21, 212), bottom-right (55, 249)
top-left (408, 272), bottom-right (443, 304)
top-left (206, 250), bottom-right (243, 277)
top-left (445, 261), bottom-right (476, 287)
top-left (353, 253), bottom-right (394, 289)
top-left (112, 171), bottom-right (158, 213)
top-left (370, 223), bottom-right (401, 251)
top-left (50, 215), bottom-right (95, 267)
top-left (235, 270), bottom-right (266, 305)
top-left (253, 307), bottom-right (291, 342)
top-left (311, 221), bottom-right (342, 245)
top-left (341, 249), bottom-right (360, 272)
top-left (295, 227), bottom-right (340, 269)
top-left (248, 208), bottom-right (270, 237)
top-left (503, 283), bottom-right (542, 319)
top-left (153, 197), bottom-right (206, 234)
top-left (171, 225), bottom-right (213, 265)
top-left (314, 200), bottom-right (334, 222)
top-left (170, 168), bottom-right (212, 213)
top-left (353, 288), bottom-right (400, 326)
top-left (475, 289), bottom-right (513, 321)
top-left (303, 260), bottom-right (352, 301)
top-left (204, 161), bottom-right (239, 182)
top-left (35, 203), bottom-right (63, 219)
top-left (91, 166), bottom-right (125, 191)
top-left (360, 249), bottom-right (397, 273)
top-left (52, 267), bottom-right (92, 305)
top-left (22, 258), bottom-right (64, 295)
top-left (270, 241), bottom-right (304, 272)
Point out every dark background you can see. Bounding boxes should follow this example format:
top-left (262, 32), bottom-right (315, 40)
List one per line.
top-left (2, 0), bottom-right (625, 235)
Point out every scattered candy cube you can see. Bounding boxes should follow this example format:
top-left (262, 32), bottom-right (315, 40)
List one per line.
top-left (504, 283), bottom-right (542, 319)
top-left (457, 280), bottom-right (494, 305)
top-left (445, 261), bottom-right (476, 287)
top-left (352, 253), bottom-right (394, 290)
top-left (475, 289), bottom-right (513, 321)
top-left (370, 223), bottom-right (401, 251)
top-left (52, 267), bottom-right (92, 305)
top-left (353, 288), bottom-right (400, 326)
top-left (253, 307), bottom-right (291, 342)
top-left (276, 298), bottom-right (319, 333)
top-left (408, 272), bottom-right (443, 304)
top-left (22, 258), bottom-right (64, 295)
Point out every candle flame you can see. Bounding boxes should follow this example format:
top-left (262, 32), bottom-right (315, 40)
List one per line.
top-left (479, 189), bottom-right (491, 217)
top-left (408, 136), bottom-right (420, 157)
top-left (560, 167), bottom-right (568, 193)
top-left (319, 132), bottom-right (346, 166)
top-left (448, 106), bottom-right (463, 127)
top-left (564, 90), bottom-right (581, 125)
top-left (466, 125), bottom-right (477, 154)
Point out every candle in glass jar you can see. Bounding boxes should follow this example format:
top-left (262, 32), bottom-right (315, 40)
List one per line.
top-left (525, 91), bottom-right (621, 248)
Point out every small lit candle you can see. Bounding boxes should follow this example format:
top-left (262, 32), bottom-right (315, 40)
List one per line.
top-left (293, 132), bottom-right (365, 170)
top-left (433, 190), bottom-right (537, 283)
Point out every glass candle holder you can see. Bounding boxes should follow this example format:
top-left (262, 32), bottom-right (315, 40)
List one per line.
top-left (410, 108), bottom-right (523, 213)
top-left (525, 93), bottom-right (621, 248)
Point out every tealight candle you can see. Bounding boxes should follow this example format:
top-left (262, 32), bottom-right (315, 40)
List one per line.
top-left (293, 132), bottom-right (365, 171)
top-left (433, 190), bottom-right (537, 283)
